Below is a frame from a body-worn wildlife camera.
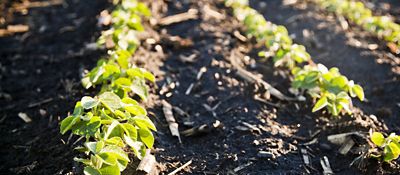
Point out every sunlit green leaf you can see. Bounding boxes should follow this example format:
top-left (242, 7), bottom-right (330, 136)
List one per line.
top-left (100, 145), bottom-right (130, 162)
top-left (99, 92), bottom-right (122, 112)
top-left (105, 137), bottom-right (125, 147)
top-left (121, 123), bottom-right (137, 140)
top-left (312, 96), bottom-right (328, 112)
top-left (352, 85), bottom-right (364, 101)
top-left (371, 132), bottom-right (385, 147)
top-left (142, 70), bottom-right (155, 82)
top-left (81, 96), bottom-right (100, 109)
top-left (133, 116), bottom-right (156, 131)
top-left (123, 134), bottom-right (143, 159)
top-left (125, 105), bottom-right (146, 116)
top-left (104, 121), bottom-right (120, 140)
top-left (71, 116), bottom-right (101, 137)
top-left (73, 102), bottom-right (84, 116)
top-left (130, 80), bottom-right (148, 100)
top-left (60, 116), bottom-right (80, 134)
top-left (121, 97), bottom-right (138, 106)
top-left (74, 158), bottom-right (91, 166)
top-left (84, 166), bottom-right (101, 175)
top-left (138, 127), bottom-right (154, 148)
top-left (99, 165), bottom-right (120, 175)
top-left (98, 152), bottom-right (118, 166)
top-left (85, 142), bottom-right (99, 154)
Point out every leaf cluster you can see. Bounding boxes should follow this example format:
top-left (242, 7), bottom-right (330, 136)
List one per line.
top-left (226, 0), bottom-right (310, 69)
top-left (97, 0), bottom-right (151, 54)
top-left (61, 92), bottom-right (156, 174)
top-left (316, 0), bottom-right (400, 47)
top-left (60, 1), bottom-right (155, 175)
top-left (292, 64), bottom-right (364, 116)
top-left (82, 50), bottom-right (155, 100)
top-left (370, 132), bottom-right (400, 162)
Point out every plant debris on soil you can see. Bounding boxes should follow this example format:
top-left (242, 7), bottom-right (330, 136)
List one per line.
top-left (1, 0), bottom-right (400, 174)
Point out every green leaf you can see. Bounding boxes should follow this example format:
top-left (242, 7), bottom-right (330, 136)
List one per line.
top-left (123, 134), bottom-right (143, 159)
top-left (98, 152), bottom-right (118, 166)
top-left (74, 158), bottom-right (91, 166)
top-left (96, 141), bottom-right (105, 153)
top-left (73, 102), bottom-right (84, 116)
top-left (84, 166), bottom-right (101, 175)
top-left (103, 64), bottom-right (120, 78)
top-left (114, 78), bottom-right (131, 87)
top-left (388, 142), bottom-right (400, 159)
top-left (142, 70), bottom-right (155, 82)
top-left (352, 85), bottom-right (364, 101)
top-left (139, 127), bottom-right (154, 148)
top-left (105, 137), bottom-right (125, 147)
top-left (371, 132), bottom-right (385, 147)
top-left (331, 76), bottom-right (348, 88)
top-left (81, 96), bottom-right (100, 109)
top-left (137, 3), bottom-right (151, 17)
top-left (91, 155), bottom-right (103, 169)
top-left (99, 92), bottom-right (122, 112)
top-left (125, 105), bottom-right (147, 116)
top-left (126, 68), bottom-right (143, 78)
top-left (100, 145), bottom-right (130, 162)
top-left (80, 112), bottom-right (93, 121)
top-left (312, 96), bottom-right (328, 112)
top-left (121, 97), bottom-right (138, 105)
top-left (71, 116), bottom-right (101, 137)
top-left (384, 142), bottom-right (400, 162)
top-left (338, 100), bottom-right (351, 114)
top-left (388, 133), bottom-right (400, 143)
top-left (85, 142), bottom-right (98, 154)
top-left (114, 110), bottom-right (126, 119)
top-left (130, 80), bottom-right (148, 100)
top-left (121, 123), bottom-right (137, 140)
top-left (91, 66), bottom-right (105, 84)
top-left (133, 116), bottom-right (156, 131)
top-left (104, 121), bottom-right (120, 140)
top-left (99, 165), bottom-right (120, 175)
top-left (116, 159), bottom-right (129, 172)
top-left (60, 116), bottom-right (80, 134)
top-left (82, 77), bottom-right (92, 89)
top-left (116, 56), bottom-right (129, 70)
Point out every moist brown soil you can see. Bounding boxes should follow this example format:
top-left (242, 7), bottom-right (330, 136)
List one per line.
top-left (1, 0), bottom-right (400, 175)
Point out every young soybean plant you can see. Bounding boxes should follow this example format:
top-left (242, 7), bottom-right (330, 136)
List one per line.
top-left (370, 132), bottom-right (400, 162)
top-left (60, 92), bottom-right (156, 175)
top-left (60, 0), bottom-right (156, 174)
top-left (292, 64), bottom-right (364, 116)
top-left (97, 0), bottom-right (151, 54)
top-left (226, 0), bottom-right (311, 69)
top-left (81, 50), bottom-right (155, 100)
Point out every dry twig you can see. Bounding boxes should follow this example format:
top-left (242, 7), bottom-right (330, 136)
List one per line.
top-left (168, 160), bottom-right (192, 175)
top-left (158, 9), bottom-right (198, 26)
top-left (162, 100), bottom-right (181, 143)
top-left (137, 149), bottom-right (158, 175)
top-left (228, 51), bottom-right (299, 101)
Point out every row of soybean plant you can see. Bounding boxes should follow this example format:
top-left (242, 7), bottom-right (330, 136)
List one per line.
top-left (60, 0), bottom-right (157, 175)
top-left (313, 0), bottom-right (400, 162)
top-left (225, 0), bottom-right (400, 164)
top-left (314, 0), bottom-right (400, 51)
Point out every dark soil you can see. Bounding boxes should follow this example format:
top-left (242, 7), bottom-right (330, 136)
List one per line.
top-left (0, 0), bottom-right (108, 174)
top-left (1, 0), bottom-right (399, 174)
